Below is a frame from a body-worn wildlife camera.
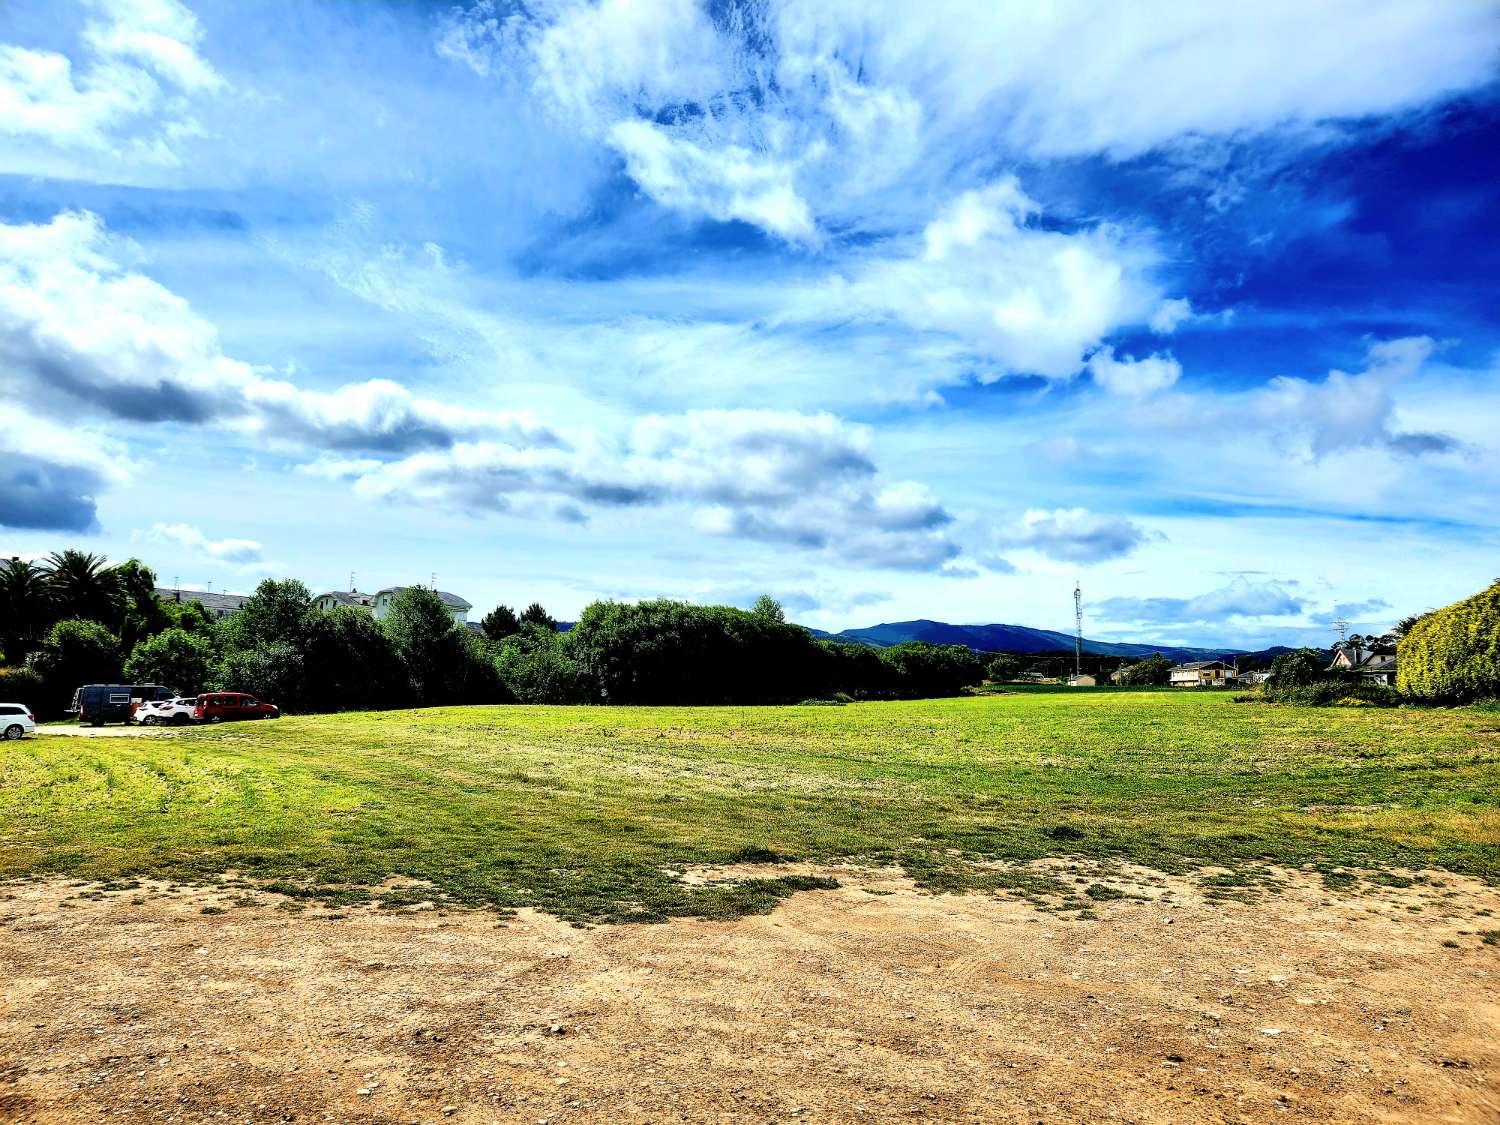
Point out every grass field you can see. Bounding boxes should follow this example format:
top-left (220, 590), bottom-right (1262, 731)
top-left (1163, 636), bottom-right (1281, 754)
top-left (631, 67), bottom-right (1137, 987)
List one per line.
top-left (2, 690), bottom-right (1497, 922)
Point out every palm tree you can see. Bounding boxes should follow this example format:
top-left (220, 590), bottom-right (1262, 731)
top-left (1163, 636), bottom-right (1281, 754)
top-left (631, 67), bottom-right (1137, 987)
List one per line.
top-left (42, 550), bottom-right (124, 627)
top-left (0, 558), bottom-right (54, 663)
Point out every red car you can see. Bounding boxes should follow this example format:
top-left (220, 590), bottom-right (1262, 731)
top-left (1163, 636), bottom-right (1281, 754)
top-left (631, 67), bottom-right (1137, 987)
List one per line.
top-left (194, 693), bottom-right (281, 723)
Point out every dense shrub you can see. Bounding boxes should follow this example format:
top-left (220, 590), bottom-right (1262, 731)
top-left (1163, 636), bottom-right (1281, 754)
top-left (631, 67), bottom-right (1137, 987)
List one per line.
top-left (383, 587), bottom-right (502, 706)
top-left (24, 619), bottom-right (123, 718)
top-left (302, 607), bottom-right (413, 712)
top-left (1257, 679), bottom-right (1401, 707)
top-left (1270, 647), bottom-right (1328, 687)
top-left (568, 599), bottom-right (825, 704)
top-left (1115, 653), bottom-right (1172, 686)
top-left (877, 642), bottom-right (987, 699)
top-left (124, 628), bottom-right (215, 694)
top-left (494, 626), bottom-right (582, 703)
top-left (1397, 580), bottom-right (1500, 702)
top-left (215, 642), bottom-right (307, 709)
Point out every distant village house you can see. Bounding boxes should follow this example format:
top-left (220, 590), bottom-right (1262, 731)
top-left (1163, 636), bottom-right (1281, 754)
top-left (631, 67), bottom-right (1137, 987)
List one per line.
top-left (1169, 660), bottom-right (1237, 687)
top-left (312, 586), bottom-right (473, 625)
top-left (1327, 644), bottom-right (1397, 685)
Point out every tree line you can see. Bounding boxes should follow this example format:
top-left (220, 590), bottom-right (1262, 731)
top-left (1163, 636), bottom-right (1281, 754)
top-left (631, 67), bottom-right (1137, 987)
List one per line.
top-left (0, 552), bottom-right (989, 717)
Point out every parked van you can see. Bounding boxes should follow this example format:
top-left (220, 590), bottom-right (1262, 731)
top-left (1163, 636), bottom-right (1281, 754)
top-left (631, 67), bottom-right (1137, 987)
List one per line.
top-left (69, 684), bottom-right (173, 726)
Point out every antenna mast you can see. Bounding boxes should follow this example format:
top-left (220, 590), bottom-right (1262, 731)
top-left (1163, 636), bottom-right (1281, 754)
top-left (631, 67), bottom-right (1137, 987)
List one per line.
top-left (1073, 581), bottom-right (1083, 680)
top-left (1332, 618), bottom-right (1349, 646)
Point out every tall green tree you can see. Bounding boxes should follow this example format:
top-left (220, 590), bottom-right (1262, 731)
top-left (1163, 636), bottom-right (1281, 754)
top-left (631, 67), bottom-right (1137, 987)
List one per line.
top-left (124, 628), bottom-right (214, 693)
top-left (302, 607), bottom-right (411, 711)
top-left (480, 604), bottom-right (522, 642)
top-left (43, 550), bottom-right (123, 627)
top-left (520, 602), bottom-right (557, 631)
top-left (224, 579), bottom-right (313, 650)
top-left (383, 586), bottom-right (499, 705)
top-left (750, 594), bottom-right (786, 623)
top-left (0, 558), bottom-right (53, 664)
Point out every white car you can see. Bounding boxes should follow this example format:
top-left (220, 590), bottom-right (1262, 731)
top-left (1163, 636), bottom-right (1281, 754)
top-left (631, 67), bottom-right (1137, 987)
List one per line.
top-left (135, 697), bottom-right (199, 726)
top-left (0, 703), bottom-right (37, 739)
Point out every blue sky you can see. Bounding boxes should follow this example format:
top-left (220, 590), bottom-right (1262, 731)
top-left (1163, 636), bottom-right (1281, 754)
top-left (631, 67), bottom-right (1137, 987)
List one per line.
top-left (2, 0), bottom-right (1498, 647)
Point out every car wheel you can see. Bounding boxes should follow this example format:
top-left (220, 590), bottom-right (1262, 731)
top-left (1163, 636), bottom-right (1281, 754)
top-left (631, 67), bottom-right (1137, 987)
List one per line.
top-left (173, 713), bottom-right (190, 726)
top-left (3, 724), bottom-right (22, 740)
top-left (90, 719), bottom-right (103, 728)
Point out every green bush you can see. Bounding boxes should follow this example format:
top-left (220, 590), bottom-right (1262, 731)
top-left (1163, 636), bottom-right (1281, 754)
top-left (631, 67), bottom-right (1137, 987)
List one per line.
top-left (494, 626), bottom-right (578, 704)
top-left (1398, 580), bottom-right (1500, 702)
top-left (1257, 678), bottom-right (1401, 707)
top-left (24, 619), bottom-right (123, 718)
top-left (124, 628), bottom-right (214, 694)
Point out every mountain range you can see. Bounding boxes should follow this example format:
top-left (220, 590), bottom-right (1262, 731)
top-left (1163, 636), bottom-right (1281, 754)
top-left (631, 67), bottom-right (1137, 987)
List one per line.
top-left (803, 619), bottom-right (1246, 662)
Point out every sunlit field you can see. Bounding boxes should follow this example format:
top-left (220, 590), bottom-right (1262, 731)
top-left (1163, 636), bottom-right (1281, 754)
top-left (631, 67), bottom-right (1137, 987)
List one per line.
top-left (4, 690), bottom-right (1496, 922)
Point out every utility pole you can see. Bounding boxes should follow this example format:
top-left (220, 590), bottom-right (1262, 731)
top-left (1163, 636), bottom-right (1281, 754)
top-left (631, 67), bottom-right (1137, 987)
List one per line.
top-left (1074, 581), bottom-right (1083, 681)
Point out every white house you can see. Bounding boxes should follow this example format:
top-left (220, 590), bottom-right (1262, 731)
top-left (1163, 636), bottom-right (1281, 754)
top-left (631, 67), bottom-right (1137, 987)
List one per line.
top-left (1328, 646), bottom-right (1398, 685)
top-left (1066, 674), bottom-right (1097, 687)
top-left (371, 586), bottom-right (472, 624)
top-left (1169, 660), bottom-right (1237, 687)
top-left (311, 590), bottom-right (375, 613)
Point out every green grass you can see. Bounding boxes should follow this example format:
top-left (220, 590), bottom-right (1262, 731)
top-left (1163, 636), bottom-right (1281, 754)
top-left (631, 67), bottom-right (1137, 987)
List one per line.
top-left (2, 691), bottom-right (1496, 923)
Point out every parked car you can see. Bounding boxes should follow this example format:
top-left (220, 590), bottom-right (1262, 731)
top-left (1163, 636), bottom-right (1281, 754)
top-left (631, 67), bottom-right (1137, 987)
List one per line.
top-left (70, 684), bottom-right (173, 726)
top-left (194, 693), bottom-right (280, 723)
top-left (135, 697), bottom-right (199, 726)
top-left (0, 703), bottom-right (37, 740)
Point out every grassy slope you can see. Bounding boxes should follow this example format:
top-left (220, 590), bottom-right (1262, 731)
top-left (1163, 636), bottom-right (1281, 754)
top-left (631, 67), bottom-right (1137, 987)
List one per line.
top-left (2, 691), bottom-right (1497, 922)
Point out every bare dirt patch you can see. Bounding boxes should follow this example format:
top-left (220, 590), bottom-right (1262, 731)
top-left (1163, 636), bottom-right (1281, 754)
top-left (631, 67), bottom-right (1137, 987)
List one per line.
top-left (1, 868), bottom-right (1496, 1124)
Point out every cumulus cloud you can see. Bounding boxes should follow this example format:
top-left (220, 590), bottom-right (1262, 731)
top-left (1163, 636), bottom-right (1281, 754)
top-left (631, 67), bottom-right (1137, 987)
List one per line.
top-left (1097, 579), bottom-right (1306, 625)
top-left (0, 211), bottom-right (556, 452)
top-left (440, 0), bottom-right (1499, 240)
top-left (0, 0), bottom-right (225, 173)
top-left (1087, 347), bottom-right (1182, 396)
top-left (832, 180), bottom-right (1163, 380)
top-left (998, 508), bottom-right (1152, 565)
top-left (1252, 336), bottom-right (1459, 459)
top-left (330, 409), bottom-right (963, 572)
top-left (147, 522), bottom-right (264, 566)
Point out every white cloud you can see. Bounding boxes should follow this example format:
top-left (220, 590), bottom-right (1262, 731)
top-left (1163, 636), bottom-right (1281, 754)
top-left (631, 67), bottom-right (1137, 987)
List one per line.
top-left (1088, 348), bottom-right (1182, 397)
top-left (0, 211), bottom-right (556, 451)
top-left (441, 0), bottom-right (1500, 239)
top-left (147, 522), bottom-right (264, 566)
top-left (1148, 298), bottom-right (1194, 334)
top-left (830, 180), bottom-right (1163, 380)
top-left (1097, 579), bottom-right (1306, 625)
top-left (1251, 336), bottom-right (1458, 459)
top-left (0, 0), bottom-right (225, 173)
top-left (332, 409), bottom-right (963, 572)
top-left (1000, 508), bottom-right (1153, 565)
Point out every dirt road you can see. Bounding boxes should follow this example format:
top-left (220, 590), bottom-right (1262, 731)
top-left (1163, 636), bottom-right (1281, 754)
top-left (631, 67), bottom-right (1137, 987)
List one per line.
top-left (1, 864), bottom-right (1496, 1123)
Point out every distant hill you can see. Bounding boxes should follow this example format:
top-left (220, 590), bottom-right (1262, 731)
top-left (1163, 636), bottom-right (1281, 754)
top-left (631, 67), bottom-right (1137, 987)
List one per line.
top-left (804, 619), bottom-right (1243, 662)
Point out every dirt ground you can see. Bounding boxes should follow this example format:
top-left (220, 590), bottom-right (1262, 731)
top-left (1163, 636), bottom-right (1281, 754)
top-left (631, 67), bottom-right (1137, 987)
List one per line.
top-left (1, 864), bottom-right (1496, 1125)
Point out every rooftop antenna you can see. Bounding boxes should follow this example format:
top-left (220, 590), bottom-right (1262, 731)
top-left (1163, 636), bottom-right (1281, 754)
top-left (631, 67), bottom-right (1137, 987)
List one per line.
top-left (1073, 581), bottom-right (1084, 681)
